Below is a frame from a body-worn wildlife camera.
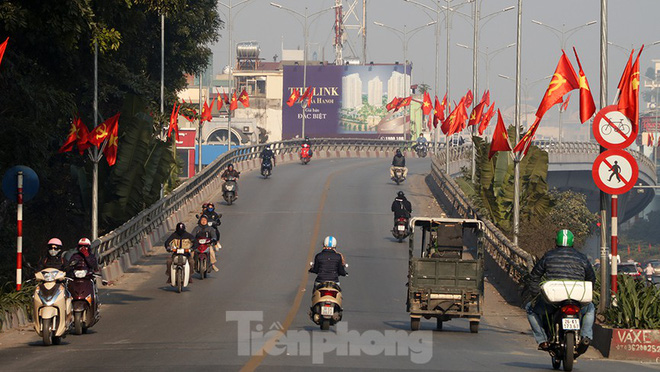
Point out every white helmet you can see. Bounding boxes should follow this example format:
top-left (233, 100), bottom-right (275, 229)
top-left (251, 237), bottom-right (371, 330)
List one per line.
top-left (323, 236), bottom-right (337, 248)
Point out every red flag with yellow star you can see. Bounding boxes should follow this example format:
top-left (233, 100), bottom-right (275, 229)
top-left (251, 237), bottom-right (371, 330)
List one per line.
top-left (103, 116), bottom-right (119, 166)
top-left (422, 91), bottom-right (432, 115)
top-left (536, 51), bottom-right (579, 119)
top-left (229, 92), bottom-right (238, 111)
top-left (478, 102), bottom-right (495, 136)
top-left (617, 45), bottom-right (644, 132)
top-left (238, 89), bottom-right (250, 107)
top-left (572, 48), bottom-right (596, 123)
top-left (488, 109), bottom-right (512, 159)
top-left (386, 97), bottom-right (400, 112)
top-left (201, 100), bottom-right (213, 122)
top-left (435, 94), bottom-right (446, 124)
top-left (88, 113), bottom-right (120, 147)
top-left (286, 89), bottom-right (300, 107)
top-left (58, 116), bottom-right (89, 154)
top-left (464, 90), bottom-right (473, 107)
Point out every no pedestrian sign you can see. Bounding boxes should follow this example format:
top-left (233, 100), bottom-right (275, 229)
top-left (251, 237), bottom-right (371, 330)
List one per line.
top-left (592, 149), bottom-right (639, 195)
top-left (592, 105), bottom-right (637, 150)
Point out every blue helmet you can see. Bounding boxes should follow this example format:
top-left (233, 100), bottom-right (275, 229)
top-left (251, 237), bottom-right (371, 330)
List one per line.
top-left (323, 236), bottom-right (337, 248)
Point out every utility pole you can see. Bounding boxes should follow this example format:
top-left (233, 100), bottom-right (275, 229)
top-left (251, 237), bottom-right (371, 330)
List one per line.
top-left (513, 0), bottom-right (522, 246)
top-left (599, 0), bottom-right (608, 312)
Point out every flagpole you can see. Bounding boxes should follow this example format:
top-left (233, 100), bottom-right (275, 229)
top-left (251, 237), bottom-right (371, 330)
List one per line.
top-left (445, 1), bottom-right (451, 173)
top-left (598, 0), bottom-right (609, 312)
top-left (92, 41), bottom-right (99, 241)
top-left (471, 0), bottom-right (478, 182)
top-left (512, 0), bottom-right (522, 246)
top-left (198, 70), bottom-right (204, 173)
top-left (228, 0), bottom-right (233, 151)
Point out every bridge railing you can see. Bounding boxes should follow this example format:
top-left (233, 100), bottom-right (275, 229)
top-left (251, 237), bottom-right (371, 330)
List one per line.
top-left (94, 138), bottom-right (414, 267)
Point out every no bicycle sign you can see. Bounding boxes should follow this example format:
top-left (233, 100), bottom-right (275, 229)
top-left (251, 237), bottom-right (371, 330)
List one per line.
top-left (592, 105), bottom-right (637, 150)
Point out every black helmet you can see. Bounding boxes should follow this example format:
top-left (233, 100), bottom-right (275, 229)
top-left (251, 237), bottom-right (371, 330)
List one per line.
top-left (305, 136), bottom-right (310, 141)
top-left (176, 222), bottom-right (186, 234)
top-left (397, 191), bottom-right (405, 198)
top-left (227, 163), bottom-right (234, 169)
top-left (396, 149), bottom-right (402, 155)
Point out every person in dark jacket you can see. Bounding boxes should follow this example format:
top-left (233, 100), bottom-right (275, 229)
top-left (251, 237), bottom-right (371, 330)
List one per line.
top-left (309, 236), bottom-right (346, 287)
top-left (391, 191), bottom-right (413, 224)
top-left (191, 216), bottom-right (219, 272)
top-left (68, 238), bottom-right (100, 274)
top-left (390, 149), bottom-right (408, 179)
top-left (526, 229), bottom-right (596, 353)
top-left (201, 202), bottom-right (222, 248)
top-left (221, 164), bottom-right (240, 197)
top-left (38, 238), bottom-right (68, 271)
top-left (164, 222), bottom-right (196, 283)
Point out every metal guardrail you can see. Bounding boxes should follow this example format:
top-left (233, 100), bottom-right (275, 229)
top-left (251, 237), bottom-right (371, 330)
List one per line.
top-left (430, 157), bottom-right (534, 284)
top-left (94, 138), bottom-right (414, 266)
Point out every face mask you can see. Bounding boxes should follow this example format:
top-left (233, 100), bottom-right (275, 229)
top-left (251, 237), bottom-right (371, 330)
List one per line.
top-left (207, 207), bottom-right (214, 212)
top-left (79, 247), bottom-right (90, 256)
top-left (48, 248), bottom-right (60, 257)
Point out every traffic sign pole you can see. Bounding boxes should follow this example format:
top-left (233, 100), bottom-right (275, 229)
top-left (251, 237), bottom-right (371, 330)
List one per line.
top-left (16, 171), bottom-right (23, 291)
top-left (611, 195), bottom-right (618, 296)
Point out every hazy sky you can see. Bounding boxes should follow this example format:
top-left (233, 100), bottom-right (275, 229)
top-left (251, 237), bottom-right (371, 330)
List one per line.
top-left (211, 0), bottom-right (660, 127)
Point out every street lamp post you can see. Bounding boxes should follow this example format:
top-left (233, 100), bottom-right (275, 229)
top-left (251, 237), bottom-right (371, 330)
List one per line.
top-left (457, 42), bottom-right (515, 90)
top-left (219, 0), bottom-right (252, 153)
top-left (498, 74), bottom-right (552, 128)
top-left (531, 19), bottom-right (597, 144)
top-left (271, 2), bottom-right (339, 139)
top-left (374, 21), bottom-right (437, 141)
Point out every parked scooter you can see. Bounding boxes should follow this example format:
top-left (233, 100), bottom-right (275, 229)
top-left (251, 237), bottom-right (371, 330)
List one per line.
top-left (300, 144), bottom-right (312, 165)
top-left (392, 217), bottom-right (410, 242)
top-left (33, 268), bottom-right (73, 345)
top-left (169, 245), bottom-right (191, 293)
top-left (540, 281), bottom-right (592, 371)
top-left (261, 158), bottom-right (273, 178)
top-left (222, 176), bottom-right (238, 205)
top-left (68, 262), bottom-right (102, 335)
top-left (194, 236), bottom-right (213, 279)
top-left (391, 167), bottom-right (406, 185)
top-left (309, 281), bottom-right (344, 330)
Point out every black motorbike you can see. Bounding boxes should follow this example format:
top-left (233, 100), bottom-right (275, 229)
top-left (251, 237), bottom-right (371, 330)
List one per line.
top-left (261, 158), bottom-right (273, 178)
top-left (416, 143), bottom-right (428, 158)
top-left (222, 177), bottom-right (238, 205)
top-left (391, 217), bottom-right (410, 242)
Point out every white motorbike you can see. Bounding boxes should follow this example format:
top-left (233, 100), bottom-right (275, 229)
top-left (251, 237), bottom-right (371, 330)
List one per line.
top-left (170, 246), bottom-right (191, 293)
top-left (33, 268), bottom-right (73, 345)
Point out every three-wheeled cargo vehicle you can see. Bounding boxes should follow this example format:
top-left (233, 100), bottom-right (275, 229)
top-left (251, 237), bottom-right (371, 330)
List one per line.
top-left (406, 217), bottom-right (485, 332)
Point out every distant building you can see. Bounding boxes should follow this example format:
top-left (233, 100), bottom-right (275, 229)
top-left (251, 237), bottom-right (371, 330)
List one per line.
top-left (342, 73), bottom-right (363, 109)
top-left (367, 77), bottom-right (383, 107)
top-left (388, 71), bottom-right (407, 101)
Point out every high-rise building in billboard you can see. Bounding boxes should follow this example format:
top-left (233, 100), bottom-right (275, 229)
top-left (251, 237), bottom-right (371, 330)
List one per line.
top-left (368, 77), bottom-right (383, 107)
top-left (342, 73), bottom-right (362, 109)
top-left (388, 71), bottom-right (406, 102)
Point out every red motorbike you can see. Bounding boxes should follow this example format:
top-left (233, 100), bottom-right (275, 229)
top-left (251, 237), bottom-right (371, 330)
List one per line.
top-left (195, 237), bottom-right (213, 279)
top-left (68, 263), bottom-right (101, 335)
top-left (300, 144), bottom-right (312, 165)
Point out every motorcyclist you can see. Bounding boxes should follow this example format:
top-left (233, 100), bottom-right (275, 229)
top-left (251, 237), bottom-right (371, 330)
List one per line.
top-left (191, 216), bottom-right (219, 272)
top-left (164, 222), bottom-right (195, 284)
top-left (391, 191), bottom-right (412, 225)
top-left (309, 236), bottom-right (347, 289)
top-left (526, 229), bottom-right (596, 353)
top-left (414, 133), bottom-right (428, 151)
top-left (260, 144), bottom-right (276, 166)
top-left (201, 202), bottom-right (222, 249)
top-left (68, 238), bottom-right (100, 275)
top-left (301, 136), bottom-right (313, 158)
top-left (38, 238), bottom-right (68, 270)
top-left (221, 163), bottom-right (240, 198)
top-left (390, 149), bottom-right (408, 179)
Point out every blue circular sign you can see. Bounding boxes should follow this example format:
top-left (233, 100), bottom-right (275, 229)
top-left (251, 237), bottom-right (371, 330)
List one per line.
top-left (2, 166), bottom-right (40, 202)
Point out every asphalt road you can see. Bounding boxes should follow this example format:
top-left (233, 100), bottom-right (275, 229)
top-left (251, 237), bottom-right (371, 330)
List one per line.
top-left (0, 157), bottom-right (657, 372)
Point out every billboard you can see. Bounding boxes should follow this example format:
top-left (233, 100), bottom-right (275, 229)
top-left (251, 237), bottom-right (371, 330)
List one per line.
top-left (282, 64), bottom-right (412, 140)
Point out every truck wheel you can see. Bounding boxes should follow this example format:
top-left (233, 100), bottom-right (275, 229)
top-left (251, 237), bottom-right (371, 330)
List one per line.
top-left (469, 321), bottom-right (479, 333)
top-left (436, 318), bottom-right (443, 330)
top-left (411, 317), bottom-right (420, 331)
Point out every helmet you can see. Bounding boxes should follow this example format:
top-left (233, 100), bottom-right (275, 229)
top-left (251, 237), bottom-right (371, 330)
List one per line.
top-left (176, 222), bottom-right (186, 234)
top-left (47, 238), bottom-right (63, 257)
top-left (396, 149), bottom-right (402, 155)
top-left (305, 136), bottom-right (310, 141)
top-left (265, 144), bottom-right (271, 149)
top-left (323, 236), bottom-right (337, 248)
top-left (397, 191), bottom-right (405, 198)
top-left (556, 229), bottom-right (574, 247)
top-left (77, 238), bottom-right (91, 247)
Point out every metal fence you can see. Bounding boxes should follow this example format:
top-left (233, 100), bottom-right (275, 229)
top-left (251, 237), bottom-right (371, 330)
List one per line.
top-left (94, 138), bottom-right (414, 266)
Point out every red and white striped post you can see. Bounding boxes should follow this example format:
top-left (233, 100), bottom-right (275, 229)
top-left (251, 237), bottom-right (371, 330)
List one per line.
top-left (16, 171), bottom-right (23, 291)
top-left (611, 194), bottom-right (618, 295)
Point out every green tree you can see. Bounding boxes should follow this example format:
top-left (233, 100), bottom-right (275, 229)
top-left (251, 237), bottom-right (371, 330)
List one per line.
top-left (418, 83), bottom-right (431, 94)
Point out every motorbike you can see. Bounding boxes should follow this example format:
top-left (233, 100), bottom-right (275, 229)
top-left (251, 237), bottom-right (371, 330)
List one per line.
top-left (416, 143), bottom-right (428, 158)
top-left (391, 167), bottom-right (406, 185)
top-left (309, 281), bottom-right (344, 331)
top-left (33, 268), bottom-right (73, 345)
top-left (222, 176), bottom-right (238, 205)
top-left (261, 158), bottom-right (273, 178)
top-left (170, 246), bottom-right (191, 293)
top-left (540, 280), bottom-right (593, 371)
top-left (300, 144), bottom-right (312, 165)
top-left (391, 217), bottom-right (410, 242)
top-left (194, 237), bottom-right (213, 279)
top-left (68, 263), bottom-right (102, 335)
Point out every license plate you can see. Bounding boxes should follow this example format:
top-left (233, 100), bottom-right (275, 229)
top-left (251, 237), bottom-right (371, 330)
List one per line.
top-left (397, 225), bottom-right (406, 231)
top-left (321, 305), bottom-right (334, 316)
top-left (176, 248), bottom-right (185, 254)
top-left (562, 318), bottom-right (580, 330)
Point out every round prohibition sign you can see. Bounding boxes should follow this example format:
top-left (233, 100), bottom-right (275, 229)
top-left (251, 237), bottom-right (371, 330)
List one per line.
top-left (592, 149), bottom-right (638, 195)
top-left (592, 105), bottom-right (637, 149)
